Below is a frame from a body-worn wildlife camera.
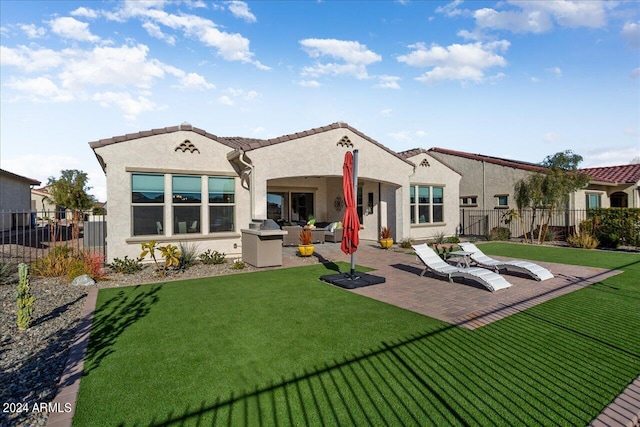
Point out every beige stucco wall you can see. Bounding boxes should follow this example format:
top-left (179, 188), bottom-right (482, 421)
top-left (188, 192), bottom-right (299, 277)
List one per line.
top-left (94, 130), bottom-right (248, 262)
top-left (405, 152), bottom-right (461, 240)
top-left (0, 174), bottom-right (33, 231)
top-left (575, 183), bottom-right (640, 209)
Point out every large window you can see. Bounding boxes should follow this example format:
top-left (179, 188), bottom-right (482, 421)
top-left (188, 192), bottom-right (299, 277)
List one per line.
top-left (410, 185), bottom-right (444, 224)
top-left (173, 176), bottom-right (201, 234)
top-left (209, 177), bottom-right (235, 232)
top-left (291, 192), bottom-right (314, 223)
top-left (586, 193), bottom-right (601, 210)
top-left (132, 173), bottom-right (164, 236)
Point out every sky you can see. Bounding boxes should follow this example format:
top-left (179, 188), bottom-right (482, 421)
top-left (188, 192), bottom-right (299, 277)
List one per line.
top-left (1, 0), bottom-right (639, 202)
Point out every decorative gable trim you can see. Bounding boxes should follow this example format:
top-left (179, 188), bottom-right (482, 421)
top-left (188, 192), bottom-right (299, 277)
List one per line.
top-left (420, 158), bottom-right (430, 167)
top-left (175, 140), bottom-right (200, 154)
top-left (336, 135), bottom-right (354, 148)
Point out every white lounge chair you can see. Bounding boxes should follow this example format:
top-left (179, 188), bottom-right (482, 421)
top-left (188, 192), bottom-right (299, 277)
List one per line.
top-left (412, 244), bottom-right (512, 292)
top-left (459, 242), bottom-right (554, 282)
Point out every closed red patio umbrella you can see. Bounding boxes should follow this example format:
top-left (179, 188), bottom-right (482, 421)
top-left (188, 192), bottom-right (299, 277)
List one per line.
top-left (341, 151), bottom-right (360, 256)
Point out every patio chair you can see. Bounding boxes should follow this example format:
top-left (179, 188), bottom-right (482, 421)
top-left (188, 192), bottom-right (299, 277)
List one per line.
top-left (412, 244), bottom-right (512, 292)
top-left (459, 242), bottom-right (554, 281)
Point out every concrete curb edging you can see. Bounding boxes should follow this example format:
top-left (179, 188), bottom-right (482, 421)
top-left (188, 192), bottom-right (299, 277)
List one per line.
top-left (590, 376), bottom-right (640, 427)
top-left (46, 288), bottom-right (98, 427)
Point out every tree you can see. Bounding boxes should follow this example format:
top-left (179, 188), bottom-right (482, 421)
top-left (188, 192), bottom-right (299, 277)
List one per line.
top-left (513, 179), bottom-right (532, 243)
top-left (47, 170), bottom-right (96, 240)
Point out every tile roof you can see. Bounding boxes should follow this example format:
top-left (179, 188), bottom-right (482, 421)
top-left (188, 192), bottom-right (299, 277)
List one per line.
top-left (579, 164), bottom-right (640, 184)
top-left (0, 169), bottom-right (41, 185)
top-left (89, 121), bottom-right (414, 167)
top-left (427, 147), bottom-right (548, 173)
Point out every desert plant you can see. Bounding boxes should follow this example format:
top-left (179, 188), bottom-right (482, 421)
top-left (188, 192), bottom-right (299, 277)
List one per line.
top-left (109, 256), bottom-right (143, 274)
top-left (232, 258), bottom-right (246, 270)
top-left (16, 263), bottom-right (35, 330)
top-left (31, 245), bottom-right (78, 277)
top-left (399, 238), bottom-right (413, 249)
top-left (299, 229), bottom-right (313, 245)
top-left (199, 249), bottom-right (226, 265)
top-left (140, 241), bottom-right (181, 275)
top-left (488, 227), bottom-right (511, 241)
top-left (380, 227), bottom-right (391, 239)
top-left (178, 242), bottom-right (199, 270)
top-left (0, 261), bottom-right (15, 285)
top-left (432, 231), bottom-right (447, 244)
top-left (446, 236), bottom-right (460, 244)
top-left (567, 231), bottom-right (599, 249)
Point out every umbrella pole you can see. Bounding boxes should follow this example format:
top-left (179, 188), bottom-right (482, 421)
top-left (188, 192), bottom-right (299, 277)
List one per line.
top-left (350, 149), bottom-right (359, 278)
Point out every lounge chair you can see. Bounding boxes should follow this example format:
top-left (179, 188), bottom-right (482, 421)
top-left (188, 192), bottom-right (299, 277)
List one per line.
top-left (412, 244), bottom-right (512, 292)
top-left (459, 242), bottom-right (554, 282)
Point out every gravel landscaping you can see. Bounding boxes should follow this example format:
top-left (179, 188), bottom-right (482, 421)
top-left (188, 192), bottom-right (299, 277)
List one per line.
top-left (0, 260), bottom-right (280, 427)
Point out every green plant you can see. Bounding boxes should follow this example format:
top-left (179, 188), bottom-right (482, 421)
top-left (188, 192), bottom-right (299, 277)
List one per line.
top-left (488, 227), bottom-right (511, 241)
top-left (432, 231), bottom-right (446, 244)
top-left (445, 236), bottom-right (460, 244)
top-left (199, 249), bottom-right (226, 265)
top-left (178, 242), bottom-right (199, 270)
top-left (109, 256), bottom-right (143, 274)
top-left (232, 258), bottom-right (246, 270)
top-left (380, 227), bottom-right (391, 239)
top-left (140, 241), bottom-right (181, 275)
top-left (0, 260), bottom-right (15, 284)
top-left (567, 231), bottom-right (599, 249)
top-left (31, 245), bottom-right (78, 277)
top-left (299, 229), bottom-right (313, 245)
top-left (16, 263), bottom-right (35, 330)
top-left (399, 238), bottom-right (413, 249)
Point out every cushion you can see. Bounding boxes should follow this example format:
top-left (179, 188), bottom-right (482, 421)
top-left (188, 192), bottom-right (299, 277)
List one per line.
top-left (328, 222), bottom-right (337, 232)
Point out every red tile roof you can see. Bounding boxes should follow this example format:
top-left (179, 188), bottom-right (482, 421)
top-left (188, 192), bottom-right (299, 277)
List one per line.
top-left (579, 164), bottom-right (640, 184)
top-left (427, 147), bottom-right (548, 173)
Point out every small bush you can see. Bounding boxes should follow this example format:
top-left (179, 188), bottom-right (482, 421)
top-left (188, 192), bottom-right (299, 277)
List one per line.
top-left (432, 231), bottom-right (446, 244)
top-left (488, 227), bottom-right (511, 241)
top-left (179, 242), bottom-right (199, 270)
top-left (0, 261), bottom-right (15, 285)
top-left (232, 259), bottom-right (246, 270)
top-left (567, 231), bottom-right (599, 249)
top-left (66, 252), bottom-right (105, 281)
top-left (399, 238), bottom-right (413, 249)
top-left (299, 229), bottom-right (313, 245)
top-left (599, 233), bottom-right (621, 248)
top-left (109, 256), bottom-right (143, 274)
top-left (199, 249), bottom-right (226, 265)
top-left (446, 236), bottom-right (460, 244)
top-left (379, 227), bottom-right (391, 239)
top-left (32, 245), bottom-right (78, 277)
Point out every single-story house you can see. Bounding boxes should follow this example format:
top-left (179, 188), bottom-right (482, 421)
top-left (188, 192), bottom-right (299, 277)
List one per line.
top-left (0, 168), bottom-right (41, 231)
top-left (577, 164), bottom-right (640, 209)
top-left (90, 122), bottom-right (461, 262)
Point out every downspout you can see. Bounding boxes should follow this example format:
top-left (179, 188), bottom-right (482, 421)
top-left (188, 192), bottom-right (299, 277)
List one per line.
top-left (482, 160), bottom-right (486, 210)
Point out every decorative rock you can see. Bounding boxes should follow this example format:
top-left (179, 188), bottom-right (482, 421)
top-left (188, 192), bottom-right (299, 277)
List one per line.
top-left (71, 274), bottom-right (95, 287)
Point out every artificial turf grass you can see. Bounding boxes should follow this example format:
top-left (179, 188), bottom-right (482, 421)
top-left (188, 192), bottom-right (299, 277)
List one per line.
top-left (73, 249), bottom-right (640, 426)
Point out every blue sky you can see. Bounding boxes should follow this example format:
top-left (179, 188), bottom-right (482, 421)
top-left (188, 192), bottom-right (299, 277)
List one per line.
top-left (1, 0), bottom-right (639, 201)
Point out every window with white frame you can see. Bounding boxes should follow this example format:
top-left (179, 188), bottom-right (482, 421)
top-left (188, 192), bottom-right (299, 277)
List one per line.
top-left (132, 173), bottom-right (164, 236)
top-left (410, 185), bottom-right (444, 224)
top-left (586, 193), bottom-right (601, 210)
top-left (173, 175), bottom-right (201, 234)
top-left (209, 177), bottom-right (235, 232)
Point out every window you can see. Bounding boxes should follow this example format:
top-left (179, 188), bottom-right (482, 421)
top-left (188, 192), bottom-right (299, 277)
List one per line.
top-left (267, 192), bottom-right (286, 221)
top-left (357, 186), bottom-right (363, 223)
top-left (132, 173), bottom-right (164, 236)
top-left (461, 196), bottom-right (477, 206)
top-left (291, 192), bottom-right (314, 223)
top-left (209, 177), bottom-right (235, 232)
top-left (410, 185), bottom-right (444, 224)
top-left (496, 195), bottom-right (508, 208)
top-left (173, 176), bottom-right (201, 234)
top-left (586, 193), bottom-right (601, 210)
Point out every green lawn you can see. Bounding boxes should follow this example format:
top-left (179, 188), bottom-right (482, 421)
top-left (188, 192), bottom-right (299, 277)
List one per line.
top-left (74, 245), bottom-right (640, 426)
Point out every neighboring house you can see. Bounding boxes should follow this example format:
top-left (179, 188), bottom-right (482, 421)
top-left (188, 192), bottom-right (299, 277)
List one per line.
top-left (0, 168), bottom-right (41, 231)
top-left (90, 122), bottom-right (461, 262)
top-left (427, 147), bottom-right (547, 210)
top-left (577, 164), bottom-right (640, 209)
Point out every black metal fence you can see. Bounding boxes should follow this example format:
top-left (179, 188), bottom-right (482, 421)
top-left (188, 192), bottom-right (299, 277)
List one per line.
top-left (459, 208), bottom-right (591, 241)
top-left (0, 209), bottom-right (106, 266)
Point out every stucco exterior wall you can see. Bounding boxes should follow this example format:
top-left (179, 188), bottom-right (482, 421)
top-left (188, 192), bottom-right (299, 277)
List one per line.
top-left (405, 152), bottom-right (461, 240)
top-left (0, 174), bottom-right (34, 231)
top-left (94, 130), bottom-right (248, 262)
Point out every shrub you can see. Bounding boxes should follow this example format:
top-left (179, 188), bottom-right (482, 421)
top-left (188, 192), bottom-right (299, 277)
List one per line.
top-left (446, 236), bottom-right (460, 244)
top-left (16, 263), bottom-right (34, 330)
top-left (178, 242), bottom-right (199, 270)
top-left (399, 238), bottom-right (413, 249)
top-left (199, 249), bottom-right (226, 265)
top-left (0, 261), bottom-right (15, 285)
top-left (140, 241), bottom-right (181, 275)
top-left (588, 208), bottom-right (640, 247)
top-left (232, 259), bottom-right (246, 270)
top-left (488, 227), bottom-right (511, 241)
top-left (32, 245), bottom-right (78, 277)
top-left (66, 252), bottom-right (105, 281)
top-left (567, 231), bottom-right (599, 249)
top-left (432, 231), bottom-right (446, 244)
top-left (109, 256), bottom-right (143, 274)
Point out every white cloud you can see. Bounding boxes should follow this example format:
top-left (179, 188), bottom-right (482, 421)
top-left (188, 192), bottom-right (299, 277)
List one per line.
top-left (0, 45), bottom-right (65, 72)
top-left (49, 17), bottom-right (101, 42)
top-left (531, 77), bottom-right (540, 83)
top-left (300, 38), bottom-right (381, 80)
top-left (435, 0), bottom-right (465, 17)
top-left (473, 1), bottom-right (607, 34)
top-left (92, 91), bottom-right (162, 120)
top-left (379, 109), bottom-right (392, 117)
top-left (297, 80), bottom-right (320, 87)
top-left (622, 21), bottom-right (640, 48)
top-left (252, 126), bottom-right (265, 135)
top-left (388, 131), bottom-right (414, 143)
top-left (71, 7), bottom-right (99, 19)
top-left (142, 21), bottom-right (176, 45)
top-left (227, 1), bottom-right (257, 23)
top-left (582, 145), bottom-right (640, 167)
top-left (6, 77), bottom-right (74, 103)
top-left (19, 24), bottom-right (46, 39)
top-left (174, 72), bottom-right (216, 90)
top-left (376, 75), bottom-right (401, 89)
top-left (397, 40), bottom-right (509, 84)
top-left (218, 95), bottom-right (234, 105)
top-left (415, 130), bottom-right (427, 138)
top-left (546, 66), bottom-right (562, 78)
top-left (1, 154), bottom-right (85, 188)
